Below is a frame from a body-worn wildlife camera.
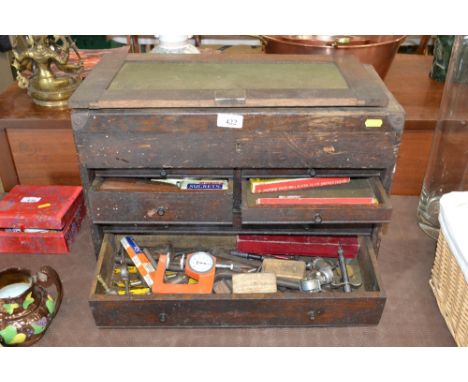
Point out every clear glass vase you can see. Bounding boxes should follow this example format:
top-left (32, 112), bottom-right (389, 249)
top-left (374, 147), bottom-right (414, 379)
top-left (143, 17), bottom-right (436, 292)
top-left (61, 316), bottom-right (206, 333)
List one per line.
top-left (417, 35), bottom-right (468, 239)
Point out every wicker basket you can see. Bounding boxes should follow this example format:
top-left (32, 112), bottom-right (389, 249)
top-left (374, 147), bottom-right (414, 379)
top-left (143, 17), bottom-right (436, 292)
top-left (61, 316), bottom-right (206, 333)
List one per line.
top-left (429, 232), bottom-right (468, 346)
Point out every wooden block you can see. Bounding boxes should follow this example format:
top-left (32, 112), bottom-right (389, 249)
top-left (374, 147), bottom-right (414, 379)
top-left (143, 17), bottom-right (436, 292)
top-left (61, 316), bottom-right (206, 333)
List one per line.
top-left (232, 273), bottom-right (277, 294)
top-left (262, 258), bottom-right (306, 281)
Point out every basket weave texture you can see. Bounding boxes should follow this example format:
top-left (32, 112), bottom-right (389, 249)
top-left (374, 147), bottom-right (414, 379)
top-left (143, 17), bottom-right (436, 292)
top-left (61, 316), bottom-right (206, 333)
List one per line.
top-left (430, 232), bottom-right (468, 346)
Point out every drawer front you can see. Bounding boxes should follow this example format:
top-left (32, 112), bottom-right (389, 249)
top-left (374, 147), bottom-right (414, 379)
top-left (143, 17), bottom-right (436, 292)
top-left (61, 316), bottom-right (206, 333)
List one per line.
top-left (89, 233), bottom-right (385, 327)
top-left (90, 296), bottom-right (385, 327)
top-left (88, 178), bottom-right (233, 224)
top-left (73, 111), bottom-right (400, 169)
top-left (241, 177), bottom-right (392, 225)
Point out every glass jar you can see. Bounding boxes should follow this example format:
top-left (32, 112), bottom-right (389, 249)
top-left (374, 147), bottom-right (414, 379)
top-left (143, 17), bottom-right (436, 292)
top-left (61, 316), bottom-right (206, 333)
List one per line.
top-left (417, 35), bottom-right (468, 239)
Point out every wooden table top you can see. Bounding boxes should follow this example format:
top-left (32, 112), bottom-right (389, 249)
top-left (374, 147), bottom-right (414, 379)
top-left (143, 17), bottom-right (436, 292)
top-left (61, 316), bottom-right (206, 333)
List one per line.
top-left (384, 54), bottom-right (444, 128)
top-left (0, 83), bottom-right (70, 123)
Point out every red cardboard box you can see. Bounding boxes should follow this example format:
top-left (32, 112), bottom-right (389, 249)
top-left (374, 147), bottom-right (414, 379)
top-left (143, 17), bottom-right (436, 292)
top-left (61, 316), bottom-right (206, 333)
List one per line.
top-left (237, 235), bottom-right (359, 258)
top-left (0, 185), bottom-right (85, 254)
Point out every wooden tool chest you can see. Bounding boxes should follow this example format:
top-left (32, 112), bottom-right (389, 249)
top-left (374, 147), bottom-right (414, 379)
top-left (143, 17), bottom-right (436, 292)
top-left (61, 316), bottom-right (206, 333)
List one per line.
top-left (69, 53), bottom-right (404, 327)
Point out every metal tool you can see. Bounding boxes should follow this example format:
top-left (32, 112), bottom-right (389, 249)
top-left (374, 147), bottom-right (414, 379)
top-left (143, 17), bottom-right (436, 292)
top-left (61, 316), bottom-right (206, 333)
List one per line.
top-left (97, 274), bottom-right (117, 295)
top-left (230, 250), bottom-right (264, 261)
top-left (120, 264), bottom-right (130, 295)
top-left (216, 261), bottom-right (257, 273)
top-left (230, 250), bottom-right (290, 261)
top-left (113, 280), bottom-right (144, 288)
top-left (276, 277), bottom-right (322, 293)
top-left (152, 251), bottom-right (216, 294)
top-left (309, 257), bottom-right (334, 284)
top-left (337, 244), bottom-right (351, 293)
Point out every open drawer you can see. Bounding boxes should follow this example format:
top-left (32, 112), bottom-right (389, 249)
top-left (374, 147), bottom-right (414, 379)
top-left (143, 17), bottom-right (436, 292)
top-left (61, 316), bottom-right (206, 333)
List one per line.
top-left (241, 177), bottom-right (392, 225)
top-left (89, 233), bottom-right (385, 327)
top-left (87, 174), bottom-right (233, 225)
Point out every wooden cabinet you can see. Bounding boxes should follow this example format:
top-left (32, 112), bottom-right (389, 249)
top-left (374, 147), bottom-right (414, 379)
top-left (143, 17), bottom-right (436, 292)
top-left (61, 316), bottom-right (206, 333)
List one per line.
top-left (0, 84), bottom-right (80, 190)
top-left (0, 54), bottom-right (443, 196)
top-left (70, 53), bottom-right (403, 328)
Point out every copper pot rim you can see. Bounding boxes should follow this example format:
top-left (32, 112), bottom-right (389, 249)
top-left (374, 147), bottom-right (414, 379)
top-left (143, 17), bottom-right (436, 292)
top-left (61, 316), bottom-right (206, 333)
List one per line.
top-left (261, 35), bottom-right (407, 49)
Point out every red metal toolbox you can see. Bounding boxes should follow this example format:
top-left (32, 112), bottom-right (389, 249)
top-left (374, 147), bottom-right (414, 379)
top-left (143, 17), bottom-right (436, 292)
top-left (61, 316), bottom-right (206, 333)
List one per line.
top-left (0, 185), bottom-right (85, 254)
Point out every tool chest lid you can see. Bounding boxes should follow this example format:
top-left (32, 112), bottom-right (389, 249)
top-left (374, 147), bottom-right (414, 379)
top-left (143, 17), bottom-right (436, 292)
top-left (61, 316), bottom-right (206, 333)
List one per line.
top-left (0, 185), bottom-right (83, 230)
top-left (69, 53), bottom-right (389, 109)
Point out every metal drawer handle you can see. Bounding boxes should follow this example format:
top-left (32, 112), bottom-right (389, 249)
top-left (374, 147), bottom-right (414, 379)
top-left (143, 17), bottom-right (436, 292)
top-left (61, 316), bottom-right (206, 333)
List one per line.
top-left (147, 207), bottom-right (167, 217)
top-left (307, 309), bottom-right (322, 321)
top-left (159, 312), bottom-right (168, 323)
top-left (313, 213), bottom-right (322, 224)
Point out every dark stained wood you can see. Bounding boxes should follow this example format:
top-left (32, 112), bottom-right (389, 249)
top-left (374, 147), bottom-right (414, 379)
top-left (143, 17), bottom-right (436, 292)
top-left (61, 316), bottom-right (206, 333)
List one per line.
top-left (0, 55), bottom-right (442, 195)
top-left (71, 55), bottom-right (402, 327)
top-left (70, 54), bottom-right (389, 109)
top-left (89, 234), bottom-right (385, 327)
top-left (74, 108), bottom-right (401, 170)
top-left (241, 177), bottom-right (392, 225)
top-left (87, 178), bottom-right (233, 225)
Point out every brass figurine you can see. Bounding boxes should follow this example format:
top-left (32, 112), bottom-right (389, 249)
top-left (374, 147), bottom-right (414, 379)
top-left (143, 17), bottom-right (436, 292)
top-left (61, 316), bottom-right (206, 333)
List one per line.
top-left (11, 35), bottom-right (83, 108)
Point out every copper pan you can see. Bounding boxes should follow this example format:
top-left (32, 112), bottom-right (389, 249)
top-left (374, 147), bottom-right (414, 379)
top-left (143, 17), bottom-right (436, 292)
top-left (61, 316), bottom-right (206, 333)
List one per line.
top-left (258, 35), bottom-right (406, 79)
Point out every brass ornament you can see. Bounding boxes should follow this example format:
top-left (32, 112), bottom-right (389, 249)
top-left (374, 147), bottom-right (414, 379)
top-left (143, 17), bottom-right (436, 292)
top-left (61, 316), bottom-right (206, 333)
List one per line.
top-left (11, 35), bottom-right (83, 108)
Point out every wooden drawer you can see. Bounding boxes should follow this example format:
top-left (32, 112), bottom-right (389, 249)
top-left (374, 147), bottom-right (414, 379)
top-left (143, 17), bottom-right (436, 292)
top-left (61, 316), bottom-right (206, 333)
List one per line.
top-left (73, 109), bottom-right (400, 171)
top-left (87, 175), bottom-right (233, 225)
top-left (89, 233), bottom-right (385, 327)
top-left (241, 176), bottom-right (392, 225)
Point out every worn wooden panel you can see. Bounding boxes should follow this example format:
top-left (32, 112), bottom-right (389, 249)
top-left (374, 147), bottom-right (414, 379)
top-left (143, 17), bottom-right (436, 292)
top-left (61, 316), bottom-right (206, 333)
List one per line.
top-left (89, 233), bottom-right (385, 327)
top-left (74, 111), bottom-right (400, 170)
top-left (90, 295), bottom-right (385, 327)
top-left (241, 178), bottom-right (392, 225)
top-left (70, 54), bottom-right (389, 109)
top-left (6, 128), bottom-right (81, 185)
top-left (87, 179), bottom-right (233, 224)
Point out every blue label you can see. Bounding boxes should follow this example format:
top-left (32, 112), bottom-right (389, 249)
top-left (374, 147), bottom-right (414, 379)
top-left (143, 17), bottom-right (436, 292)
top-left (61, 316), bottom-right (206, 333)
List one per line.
top-left (124, 236), bottom-right (143, 254)
top-left (186, 183), bottom-right (223, 190)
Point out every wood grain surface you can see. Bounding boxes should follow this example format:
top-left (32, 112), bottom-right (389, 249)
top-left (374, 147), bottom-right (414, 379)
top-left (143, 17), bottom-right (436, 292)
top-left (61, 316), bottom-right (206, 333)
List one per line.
top-left (385, 54), bottom-right (443, 195)
top-left (6, 128), bottom-right (80, 185)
